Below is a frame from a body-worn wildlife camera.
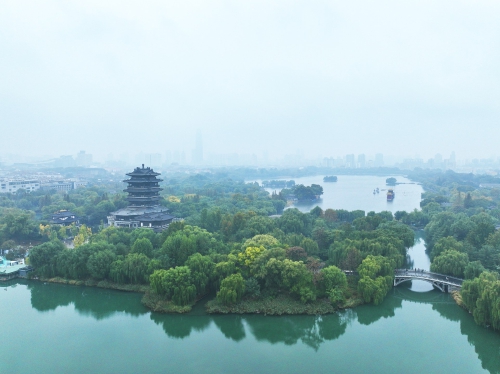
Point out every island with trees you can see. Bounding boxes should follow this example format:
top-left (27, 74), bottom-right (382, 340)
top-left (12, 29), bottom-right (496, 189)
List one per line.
top-left (386, 177), bottom-right (397, 186)
top-left (323, 176), bottom-right (338, 182)
top-left (281, 184), bottom-right (324, 202)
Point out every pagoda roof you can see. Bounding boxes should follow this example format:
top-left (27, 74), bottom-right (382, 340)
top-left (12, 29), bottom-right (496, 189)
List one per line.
top-left (126, 165), bottom-right (161, 177)
top-left (123, 178), bottom-right (163, 183)
top-left (139, 212), bottom-right (175, 222)
top-left (123, 187), bottom-right (162, 193)
top-left (111, 206), bottom-right (169, 217)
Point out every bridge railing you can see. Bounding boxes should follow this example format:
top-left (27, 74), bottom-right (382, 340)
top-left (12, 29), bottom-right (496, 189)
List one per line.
top-left (394, 269), bottom-right (463, 285)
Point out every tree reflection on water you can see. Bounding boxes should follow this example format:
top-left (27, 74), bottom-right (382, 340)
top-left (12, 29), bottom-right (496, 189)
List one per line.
top-left (21, 279), bottom-right (500, 373)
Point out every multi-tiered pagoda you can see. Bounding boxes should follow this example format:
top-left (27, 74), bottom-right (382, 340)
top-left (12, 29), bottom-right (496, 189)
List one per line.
top-left (107, 165), bottom-right (175, 231)
top-left (124, 164), bottom-right (163, 207)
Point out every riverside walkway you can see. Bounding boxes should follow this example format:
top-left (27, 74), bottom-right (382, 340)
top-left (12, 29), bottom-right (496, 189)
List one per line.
top-left (393, 269), bottom-right (463, 293)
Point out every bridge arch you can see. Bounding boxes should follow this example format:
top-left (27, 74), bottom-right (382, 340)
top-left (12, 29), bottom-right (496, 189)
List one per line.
top-left (393, 270), bottom-right (463, 293)
top-left (393, 277), bottom-right (448, 292)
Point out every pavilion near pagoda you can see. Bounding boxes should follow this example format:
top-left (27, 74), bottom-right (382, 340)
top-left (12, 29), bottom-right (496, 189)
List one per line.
top-left (107, 164), bottom-right (176, 231)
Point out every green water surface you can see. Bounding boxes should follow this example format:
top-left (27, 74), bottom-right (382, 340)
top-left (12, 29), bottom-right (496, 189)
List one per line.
top-left (1, 278), bottom-right (500, 374)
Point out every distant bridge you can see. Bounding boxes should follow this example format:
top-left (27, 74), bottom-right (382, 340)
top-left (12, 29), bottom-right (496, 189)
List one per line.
top-left (393, 269), bottom-right (463, 293)
top-left (342, 269), bottom-right (464, 293)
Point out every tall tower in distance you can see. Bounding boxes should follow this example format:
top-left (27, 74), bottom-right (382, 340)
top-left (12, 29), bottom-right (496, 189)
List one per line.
top-left (192, 130), bottom-right (203, 165)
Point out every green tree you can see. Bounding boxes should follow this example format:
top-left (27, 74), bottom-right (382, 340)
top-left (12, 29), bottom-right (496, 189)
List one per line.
top-left (286, 246), bottom-right (308, 262)
top-left (466, 213), bottom-right (495, 248)
top-left (242, 234), bottom-right (280, 250)
top-left (185, 253), bottom-right (215, 295)
top-left (217, 273), bottom-right (246, 305)
top-left (357, 255), bottom-right (394, 305)
top-left (87, 250), bottom-right (116, 280)
top-left (430, 236), bottom-right (464, 260)
top-left (159, 225), bottom-right (223, 268)
top-left (424, 212), bottom-right (456, 250)
top-left (123, 253), bottom-right (151, 283)
top-left (1, 210), bottom-right (38, 241)
top-left (464, 261), bottom-right (486, 280)
top-left (150, 266), bottom-right (196, 306)
top-left (430, 250), bottom-right (468, 277)
top-left (131, 237), bottom-right (154, 258)
top-left (318, 265), bottom-right (347, 305)
top-left (29, 240), bottom-right (65, 278)
top-left (300, 238), bottom-right (319, 257)
top-left (461, 272), bottom-right (500, 331)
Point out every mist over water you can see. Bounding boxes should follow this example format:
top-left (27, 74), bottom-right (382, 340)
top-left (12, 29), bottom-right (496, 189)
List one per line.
top-left (251, 175), bottom-right (423, 214)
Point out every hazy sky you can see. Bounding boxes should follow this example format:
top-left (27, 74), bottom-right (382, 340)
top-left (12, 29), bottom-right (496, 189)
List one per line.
top-left (1, 1), bottom-right (499, 162)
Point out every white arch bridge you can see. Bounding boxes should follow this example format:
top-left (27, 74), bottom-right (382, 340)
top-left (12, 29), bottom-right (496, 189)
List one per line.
top-left (393, 269), bottom-right (463, 293)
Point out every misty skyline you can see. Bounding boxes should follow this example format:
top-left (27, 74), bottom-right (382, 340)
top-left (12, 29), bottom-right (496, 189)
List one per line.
top-left (1, 1), bottom-right (499, 161)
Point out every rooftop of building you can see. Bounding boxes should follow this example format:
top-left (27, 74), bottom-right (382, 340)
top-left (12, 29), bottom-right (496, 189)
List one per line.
top-left (111, 205), bottom-right (169, 217)
top-left (52, 210), bottom-right (77, 218)
top-left (0, 257), bottom-right (26, 275)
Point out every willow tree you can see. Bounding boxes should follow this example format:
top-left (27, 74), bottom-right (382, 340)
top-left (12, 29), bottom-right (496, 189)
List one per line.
top-left (150, 266), bottom-right (196, 306)
top-left (217, 273), bottom-right (245, 305)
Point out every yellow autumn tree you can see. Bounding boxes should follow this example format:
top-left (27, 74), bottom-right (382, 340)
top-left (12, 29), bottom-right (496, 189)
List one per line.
top-left (238, 246), bottom-right (266, 269)
top-left (39, 224), bottom-right (52, 237)
top-left (168, 196), bottom-right (181, 203)
top-left (74, 225), bottom-right (92, 248)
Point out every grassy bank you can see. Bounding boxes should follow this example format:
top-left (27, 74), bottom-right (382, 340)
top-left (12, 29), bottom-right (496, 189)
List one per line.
top-left (205, 293), bottom-right (364, 315)
top-left (141, 292), bottom-right (193, 313)
top-left (31, 277), bottom-right (365, 315)
top-left (34, 276), bottom-right (150, 293)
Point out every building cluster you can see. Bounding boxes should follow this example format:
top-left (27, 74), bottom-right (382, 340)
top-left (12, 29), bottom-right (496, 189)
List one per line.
top-left (0, 172), bottom-right (87, 194)
top-left (322, 153), bottom-right (384, 169)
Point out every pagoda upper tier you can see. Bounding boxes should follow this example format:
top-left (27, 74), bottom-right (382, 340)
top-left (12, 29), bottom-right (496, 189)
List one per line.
top-left (123, 164), bottom-right (163, 207)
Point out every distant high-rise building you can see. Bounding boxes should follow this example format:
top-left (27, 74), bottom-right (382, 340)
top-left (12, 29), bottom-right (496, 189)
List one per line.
top-left (192, 131), bottom-right (203, 164)
top-left (76, 150), bottom-right (92, 167)
top-left (357, 154), bottom-right (366, 168)
top-left (345, 154), bottom-right (355, 168)
top-left (374, 153), bottom-right (384, 167)
top-left (165, 150), bottom-right (172, 165)
top-left (145, 153), bottom-right (162, 168)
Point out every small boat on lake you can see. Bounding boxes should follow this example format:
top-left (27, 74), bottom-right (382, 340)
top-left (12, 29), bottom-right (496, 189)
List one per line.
top-left (387, 189), bottom-right (395, 201)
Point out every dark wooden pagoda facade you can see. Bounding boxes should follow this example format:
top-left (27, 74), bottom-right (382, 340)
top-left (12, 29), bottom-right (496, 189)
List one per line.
top-left (123, 164), bottom-right (163, 207)
top-left (107, 165), bottom-right (176, 231)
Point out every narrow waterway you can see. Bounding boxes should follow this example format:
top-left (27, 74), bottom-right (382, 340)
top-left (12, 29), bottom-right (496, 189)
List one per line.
top-left (2, 234), bottom-right (500, 373)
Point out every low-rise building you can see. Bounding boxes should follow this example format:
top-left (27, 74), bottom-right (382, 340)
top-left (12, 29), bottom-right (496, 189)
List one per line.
top-left (50, 210), bottom-right (80, 226)
top-left (0, 256), bottom-right (31, 281)
top-left (0, 179), bottom-right (40, 193)
top-left (41, 181), bottom-right (75, 192)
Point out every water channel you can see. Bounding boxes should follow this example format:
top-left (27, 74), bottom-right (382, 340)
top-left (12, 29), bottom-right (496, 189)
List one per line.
top-left (2, 176), bottom-right (500, 373)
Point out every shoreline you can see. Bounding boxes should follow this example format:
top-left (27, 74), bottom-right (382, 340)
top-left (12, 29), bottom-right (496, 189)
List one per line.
top-left (28, 276), bottom-right (365, 315)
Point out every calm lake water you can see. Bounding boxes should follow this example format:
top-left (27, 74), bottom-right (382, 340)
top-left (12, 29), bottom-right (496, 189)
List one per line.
top-left (2, 176), bottom-right (500, 373)
top-left (2, 266), bottom-right (500, 374)
top-left (250, 175), bottom-right (424, 214)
